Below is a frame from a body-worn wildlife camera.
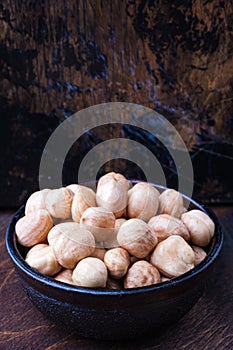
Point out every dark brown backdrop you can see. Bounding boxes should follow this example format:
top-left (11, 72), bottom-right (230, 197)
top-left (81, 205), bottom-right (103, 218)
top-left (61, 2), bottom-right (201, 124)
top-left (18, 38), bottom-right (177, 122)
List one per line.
top-left (0, 0), bottom-right (233, 207)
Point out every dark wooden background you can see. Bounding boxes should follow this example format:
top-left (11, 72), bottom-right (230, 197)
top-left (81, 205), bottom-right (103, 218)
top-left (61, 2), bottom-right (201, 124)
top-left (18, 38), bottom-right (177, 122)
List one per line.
top-left (0, 0), bottom-right (233, 207)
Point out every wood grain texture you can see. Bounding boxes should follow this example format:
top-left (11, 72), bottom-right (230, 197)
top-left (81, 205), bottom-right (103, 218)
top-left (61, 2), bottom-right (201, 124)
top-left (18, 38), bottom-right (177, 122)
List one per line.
top-left (0, 1), bottom-right (233, 204)
top-left (0, 206), bottom-right (233, 349)
top-left (1, 0), bottom-right (233, 142)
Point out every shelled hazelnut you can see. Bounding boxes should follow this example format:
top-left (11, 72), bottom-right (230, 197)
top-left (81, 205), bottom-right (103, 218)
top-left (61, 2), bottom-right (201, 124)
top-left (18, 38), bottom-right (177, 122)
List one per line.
top-left (150, 236), bottom-right (195, 278)
top-left (117, 218), bottom-right (158, 258)
top-left (45, 188), bottom-right (74, 219)
top-left (148, 214), bottom-right (190, 243)
top-left (71, 185), bottom-right (96, 223)
top-left (72, 257), bottom-right (108, 288)
top-left (47, 222), bottom-right (95, 269)
top-left (26, 243), bottom-right (61, 276)
top-left (16, 209), bottom-right (53, 247)
top-left (181, 209), bottom-right (215, 246)
top-left (191, 245), bottom-right (207, 266)
top-left (159, 189), bottom-right (185, 218)
top-left (96, 172), bottom-right (129, 217)
top-left (25, 189), bottom-right (50, 215)
top-left (104, 247), bottom-right (130, 279)
top-left (80, 207), bottom-right (116, 242)
top-left (55, 269), bottom-right (74, 285)
top-left (127, 182), bottom-right (160, 222)
top-left (124, 261), bottom-right (161, 288)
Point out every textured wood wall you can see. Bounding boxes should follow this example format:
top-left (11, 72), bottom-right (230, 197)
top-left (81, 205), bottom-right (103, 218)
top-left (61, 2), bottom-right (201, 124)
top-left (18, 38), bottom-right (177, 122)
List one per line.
top-left (0, 0), bottom-right (233, 206)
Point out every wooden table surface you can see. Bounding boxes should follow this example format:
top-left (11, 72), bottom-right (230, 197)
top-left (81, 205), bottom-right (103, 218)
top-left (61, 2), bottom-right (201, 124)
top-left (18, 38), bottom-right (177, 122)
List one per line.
top-left (0, 206), bottom-right (232, 350)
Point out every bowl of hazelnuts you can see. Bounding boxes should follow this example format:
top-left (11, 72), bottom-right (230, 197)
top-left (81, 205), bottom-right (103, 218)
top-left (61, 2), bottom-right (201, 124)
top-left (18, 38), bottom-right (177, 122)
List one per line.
top-left (6, 172), bottom-right (223, 340)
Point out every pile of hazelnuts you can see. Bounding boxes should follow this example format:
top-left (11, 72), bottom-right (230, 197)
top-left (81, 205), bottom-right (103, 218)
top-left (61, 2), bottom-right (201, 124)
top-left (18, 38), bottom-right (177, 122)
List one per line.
top-left (15, 172), bottom-right (215, 289)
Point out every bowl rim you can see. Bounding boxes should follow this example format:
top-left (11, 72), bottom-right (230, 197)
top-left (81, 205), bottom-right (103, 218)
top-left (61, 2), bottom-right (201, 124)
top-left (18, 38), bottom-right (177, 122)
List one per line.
top-left (6, 183), bottom-right (224, 296)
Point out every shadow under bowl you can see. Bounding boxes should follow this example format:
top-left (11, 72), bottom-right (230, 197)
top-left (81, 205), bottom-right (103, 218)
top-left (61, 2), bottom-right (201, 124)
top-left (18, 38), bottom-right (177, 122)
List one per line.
top-left (5, 184), bottom-right (223, 340)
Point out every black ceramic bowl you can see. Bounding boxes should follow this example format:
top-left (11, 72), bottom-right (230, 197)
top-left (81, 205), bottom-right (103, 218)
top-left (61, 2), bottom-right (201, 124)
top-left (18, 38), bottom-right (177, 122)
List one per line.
top-left (6, 184), bottom-right (223, 340)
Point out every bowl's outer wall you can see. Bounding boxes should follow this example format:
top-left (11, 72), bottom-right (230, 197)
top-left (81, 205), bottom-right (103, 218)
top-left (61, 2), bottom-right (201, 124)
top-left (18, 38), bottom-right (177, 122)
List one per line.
top-left (6, 187), bottom-right (224, 340)
top-left (16, 268), bottom-right (205, 340)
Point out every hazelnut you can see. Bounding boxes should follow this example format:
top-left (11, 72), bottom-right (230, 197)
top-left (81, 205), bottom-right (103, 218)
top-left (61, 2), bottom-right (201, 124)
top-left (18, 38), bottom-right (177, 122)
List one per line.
top-left (191, 245), bottom-right (207, 266)
top-left (148, 214), bottom-right (190, 243)
top-left (104, 247), bottom-right (130, 279)
top-left (150, 235), bottom-right (195, 278)
top-left (15, 209), bottom-right (53, 247)
top-left (124, 260), bottom-right (161, 288)
top-left (66, 184), bottom-right (79, 193)
top-left (161, 276), bottom-right (171, 282)
top-left (47, 222), bottom-right (95, 269)
top-left (90, 247), bottom-right (106, 261)
top-left (25, 189), bottom-right (50, 215)
top-left (159, 189), bottom-right (185, 218)
top-left (72, 257), bottom-right (108, 288)
top-left (127, 182), bottom-right (160, 222)
top-left (80, 207), bottom-right (115, 242)
top-left (181, 209), bottom-right (215, 246)
top-left (96, 172), bottom-right (129, 218)
top-left (25, 244), bottom-right (61, 276)
top-left (45, 188), bottom-right (74, 219)
top-left (55, 269), bottom-right (74, 285)
top-left (117, 218), bottom-right (158, 258)
top-left (71, 185), bottom-right (96, 223)
top-left (114, 218), bottom-right (127, 231)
